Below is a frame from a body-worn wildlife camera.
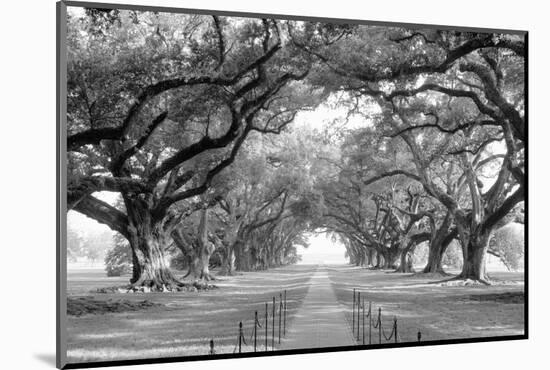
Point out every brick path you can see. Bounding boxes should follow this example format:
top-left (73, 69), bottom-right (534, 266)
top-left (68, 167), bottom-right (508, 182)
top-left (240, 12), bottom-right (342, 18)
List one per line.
top-left (280, 265), bottom-right (356, 350)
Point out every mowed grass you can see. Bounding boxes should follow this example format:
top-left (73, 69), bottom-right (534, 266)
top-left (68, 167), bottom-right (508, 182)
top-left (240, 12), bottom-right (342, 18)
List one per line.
top-left (326, 265), bottom-right (525, 345)
top-left (66, 265), bottom-right (315, 363)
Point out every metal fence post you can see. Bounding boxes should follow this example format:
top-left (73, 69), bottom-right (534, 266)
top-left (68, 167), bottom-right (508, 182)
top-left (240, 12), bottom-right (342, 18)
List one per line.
top-left (283, 290), bottom-right (287, 336)
top-left (351, 288), bottom-right (355, 333)
top-left (362, 297), bottom-right (365, 345)
top-left (272, 296), bottom-right (275, 350)
top-left (394, 317), bottom-right (398, 343)
top-left (368, 301), bottom-right (372, 345)
top-left (254, 311), bottom-right (258, 352)
top-left (265, 303), bottom-right (268, 351)
top-left (357, 291), bottom-right (361, 341)
top-left (378, 307), bottom-right (382, 344)
top-left (239, 321), bottom-right (243, 353)
top-left (279, 293), bottom-right (282, 344)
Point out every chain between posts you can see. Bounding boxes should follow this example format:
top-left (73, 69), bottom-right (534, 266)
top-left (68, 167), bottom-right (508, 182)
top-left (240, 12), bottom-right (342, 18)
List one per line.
top-left (382, 317), bottom-right (398, 342)
top-left (217, 290), bottom-right (287, 355)
top-left (352, 288), bottom-right (417, 345)
top-left (211, 288), bottom-right (417, 355)
top-left (215, 288), bottom-right (419, 355)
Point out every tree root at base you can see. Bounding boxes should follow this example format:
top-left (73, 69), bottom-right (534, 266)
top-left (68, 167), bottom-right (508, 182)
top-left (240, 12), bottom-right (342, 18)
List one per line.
top-left (434, 275), bottom-right (492, 286)
top-left (94, 280), bottom-right (217, 293)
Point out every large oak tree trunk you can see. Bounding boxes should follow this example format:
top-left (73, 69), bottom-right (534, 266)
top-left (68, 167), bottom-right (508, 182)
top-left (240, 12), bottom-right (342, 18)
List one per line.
top-left (423, 213), bottom-right (453, 274)
top-left (194, 208), bottom-right (216, 280)
top-left (383, 248), bottom-right (400, 269)
top-left (219, 245), bottom-right (236, 275)
top-left (359, 251), bottom-right (366, 267)
top-left (128, 227), bottom-right (181, 289)
top-left (130, 247), bottom-right (141, 284)
top-left (125, 198), bottom-right (181, 290)
top-left (184, 244), bottom-right (215, 280)
top-left (374, 251), bottom-right (383, 268)
top-left (423, 236), bottom-right (452, 274)
top-left (458, 230), bottom-right (491, 282)
top-left (172, 208), bottom-right (217, 281)
top-left (395, 242), bottom-right (415, 273)
top-left (423, 243), bottom-right (445, 273)
top-left (367, 248), bottom-right (375, 267)
top-left (235, 242), bottom-right (250, 271)
top-left (219, 215), bottom-right (243, 275)
top-left (395, 233), bottom-right (431, 273)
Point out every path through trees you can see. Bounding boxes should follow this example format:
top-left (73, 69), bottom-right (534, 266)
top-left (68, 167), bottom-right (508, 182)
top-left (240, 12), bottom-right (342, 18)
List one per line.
top-left (67, 8), bottom-right (525, 289)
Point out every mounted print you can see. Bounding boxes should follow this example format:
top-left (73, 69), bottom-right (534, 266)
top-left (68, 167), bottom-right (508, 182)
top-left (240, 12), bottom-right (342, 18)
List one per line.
top-left (56, 1), bottom-right (527, 368)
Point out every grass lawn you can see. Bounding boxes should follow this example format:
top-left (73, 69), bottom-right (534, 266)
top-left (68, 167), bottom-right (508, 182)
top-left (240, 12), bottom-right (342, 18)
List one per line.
top-left (66, 263), bottom-right (525, 364)
top-left (66, 265), bottom-right (315, 363)
top-left (326, 265), bottom-right (525, 345)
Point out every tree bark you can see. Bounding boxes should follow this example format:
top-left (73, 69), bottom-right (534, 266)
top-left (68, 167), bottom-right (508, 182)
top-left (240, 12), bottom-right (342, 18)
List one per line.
top-left (419, 210), bottom-right (454, 273)
top-left (383, 248), bottom-right (400, 269)
top-left (184, 243), bottom-right (215, 280)
top-left (367, 248), bottom-right (375, 267)
top-left (218, 211), bottom-right (243, 275)
top-left (127, 225), bottom-right (181, 289)
top-left (395, 232), bottom-right (431, 273)
top-left (171, 208), bottom-right (217, 281)
top-left (120, 195), bottom-right (181, 290)
top-left (219, 244), bottom-right (236, 275)
top-left (458, 229), bottom-right (491, 282)
top-left (395, 241), bottom-right (415, 273)
top-left (423, 243), bottom-right (445, 273)
top-left (374, 251), bottom-right (383, 268)
top-left (359, 250), bottom-right (366, 267)
top-left (236, 242), bottom-right (252, 271)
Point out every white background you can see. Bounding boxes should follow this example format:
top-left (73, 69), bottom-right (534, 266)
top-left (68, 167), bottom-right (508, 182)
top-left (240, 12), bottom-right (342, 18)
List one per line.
top-left (0, 0), bottom-right (546, 369)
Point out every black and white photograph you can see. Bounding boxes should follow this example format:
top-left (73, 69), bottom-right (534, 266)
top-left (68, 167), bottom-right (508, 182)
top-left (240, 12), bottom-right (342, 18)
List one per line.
top-left (57, 1), bottom-right (526, 368)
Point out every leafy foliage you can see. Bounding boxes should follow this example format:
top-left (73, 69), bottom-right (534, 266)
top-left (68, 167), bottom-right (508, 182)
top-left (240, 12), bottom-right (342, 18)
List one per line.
top-left (66, 9), bottom-right (524, 281)
top-left (489, 223), bottom-right (524, 271)
top-left (104, 233), bottom-right (132, 277)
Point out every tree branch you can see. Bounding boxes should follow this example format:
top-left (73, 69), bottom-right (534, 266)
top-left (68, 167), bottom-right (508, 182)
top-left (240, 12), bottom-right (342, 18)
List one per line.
top-left (362, 170), bottom-right (421, 187)
top-left (482, 186), bottom-right (525, 233)
top-left (212, 16), bottom-right (225, 70)
top-left (111, 111), bottom-right (168, 173)
top-left (73, 195), bottom-right (129, 237)
top-left (68, 176), bottom-right (149, 209)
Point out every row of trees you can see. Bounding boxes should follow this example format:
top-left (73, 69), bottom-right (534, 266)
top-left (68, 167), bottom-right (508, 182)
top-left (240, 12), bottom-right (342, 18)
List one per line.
top-left (299, 25), bottom-right (525, 282)
top-left (67, 9), bottom-right (326, 289)
top-left (67, 8), bottom-right (525, 289)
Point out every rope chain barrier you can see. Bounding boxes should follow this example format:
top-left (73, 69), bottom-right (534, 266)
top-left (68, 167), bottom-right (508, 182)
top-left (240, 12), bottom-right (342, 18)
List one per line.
top-left (219, 290), bottom-right (288, 355)
top-left (381, 317), bottom-right (398, 342)
top-left (210, 287), bottom-right (419, 355)
top-left (351, 288), bottom-right (419, 345)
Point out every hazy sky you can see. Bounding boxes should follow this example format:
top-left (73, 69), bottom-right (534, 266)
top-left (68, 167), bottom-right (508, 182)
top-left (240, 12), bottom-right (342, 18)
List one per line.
top-left (296, 233), bottom-right (348, 265)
